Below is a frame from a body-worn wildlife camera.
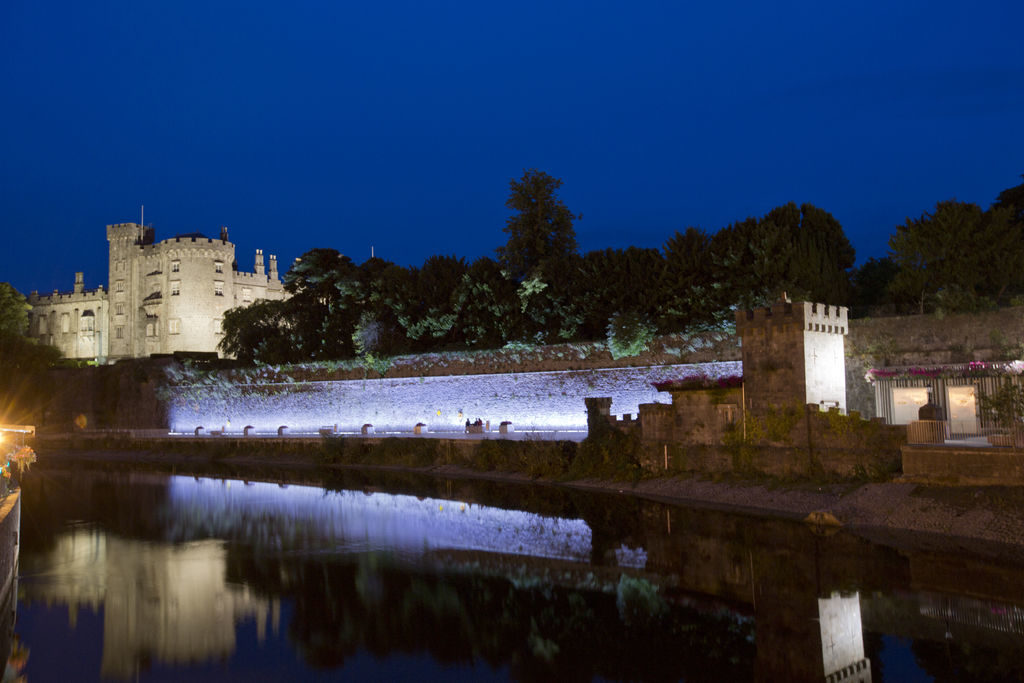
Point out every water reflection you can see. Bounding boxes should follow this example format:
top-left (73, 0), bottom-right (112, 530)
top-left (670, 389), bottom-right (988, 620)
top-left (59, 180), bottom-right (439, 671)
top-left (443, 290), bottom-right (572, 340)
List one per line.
top-left (22, 528), bottom-right (275, 679)
top-left (15, 467), bottom-right (1024, 681)
top-left (164, 476), bottom-right (593, 562)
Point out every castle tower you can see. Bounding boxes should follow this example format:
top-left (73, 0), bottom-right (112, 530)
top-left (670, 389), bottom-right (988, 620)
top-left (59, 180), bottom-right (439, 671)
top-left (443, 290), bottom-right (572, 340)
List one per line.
top-left (255, 249), bottom-right (265, 276)
top-left (735, 296), bottom-right (848, 415)
top-left (106, 222), bottom-right (147, 359)
top-left (268, 254), bottom-right (277, 280)
top-left (74, 272), bottom-right (84, 294)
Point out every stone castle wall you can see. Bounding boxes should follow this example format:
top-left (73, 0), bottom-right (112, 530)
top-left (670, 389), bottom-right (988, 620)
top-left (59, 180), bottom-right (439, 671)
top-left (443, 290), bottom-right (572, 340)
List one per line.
top-left (639, 405), bottom-right (904, 478)
top-left (165, 362), bottom-right (741, 435)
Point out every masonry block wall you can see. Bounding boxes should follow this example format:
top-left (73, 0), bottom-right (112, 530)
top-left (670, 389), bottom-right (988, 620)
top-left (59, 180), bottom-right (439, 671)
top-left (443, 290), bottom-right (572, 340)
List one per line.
top-left (636, 406), bottom-right (904, 477)
top-left (640, 388), bottom-right (742, 446)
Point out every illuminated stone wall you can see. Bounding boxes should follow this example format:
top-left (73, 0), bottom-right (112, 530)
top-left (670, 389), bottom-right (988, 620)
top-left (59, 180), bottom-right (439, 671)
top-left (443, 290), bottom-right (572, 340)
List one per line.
top-left (166, 362), bottom-right (741, 434)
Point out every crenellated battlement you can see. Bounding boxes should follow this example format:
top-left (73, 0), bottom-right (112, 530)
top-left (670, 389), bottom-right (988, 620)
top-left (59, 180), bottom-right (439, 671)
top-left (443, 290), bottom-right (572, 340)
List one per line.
top-left (233, 271), bottom-right (277, 283)
top-left (29, 287), bottom-right (105, 304)
top-left (145, 237), bottom-right (234, 253)
top-left (735, 298), bottom-right (848, 336)
top-left (801, 301), bottom-right (848, 335)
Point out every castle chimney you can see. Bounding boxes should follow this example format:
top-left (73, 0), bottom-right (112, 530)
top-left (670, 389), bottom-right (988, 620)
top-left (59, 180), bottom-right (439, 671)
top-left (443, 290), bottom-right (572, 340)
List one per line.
top-left (74, 272), bottom-right (84, 294)
top-left (255, 249), bottom-right (265, 276)
top-left (269, 254), bottom-right (278, 279)
top-left (220, 226), bottom-right (229, 242)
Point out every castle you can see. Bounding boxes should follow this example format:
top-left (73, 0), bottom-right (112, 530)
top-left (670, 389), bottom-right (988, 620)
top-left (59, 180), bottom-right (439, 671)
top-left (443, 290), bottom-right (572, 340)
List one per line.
top-left (28, 222), bottom-right (285, 361)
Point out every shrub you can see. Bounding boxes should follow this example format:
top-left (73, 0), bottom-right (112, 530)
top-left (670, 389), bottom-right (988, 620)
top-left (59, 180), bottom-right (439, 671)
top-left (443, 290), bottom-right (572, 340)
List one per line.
top-left (569, 428), bottom-right (642, 481)
top-left (606, 312), bottom-right (656, 360)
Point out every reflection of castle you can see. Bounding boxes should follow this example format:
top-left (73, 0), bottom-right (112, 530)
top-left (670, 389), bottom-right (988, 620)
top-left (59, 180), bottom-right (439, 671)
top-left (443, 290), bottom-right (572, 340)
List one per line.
top-left (27, 222), bottom-right (284, 361)
top-left (21, 528), bottom-right (277, 680)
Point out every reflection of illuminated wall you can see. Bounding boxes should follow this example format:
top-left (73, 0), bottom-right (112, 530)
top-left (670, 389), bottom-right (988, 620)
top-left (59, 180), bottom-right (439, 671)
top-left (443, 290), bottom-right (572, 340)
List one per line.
top-left (166, 361), bottom-right (740, 434)
top-left (167, 477), bottom-right (594, 563)
top-left (22, 528), bottom-right (275, 681)
top-left (818, 592), bottom-right (871, 683)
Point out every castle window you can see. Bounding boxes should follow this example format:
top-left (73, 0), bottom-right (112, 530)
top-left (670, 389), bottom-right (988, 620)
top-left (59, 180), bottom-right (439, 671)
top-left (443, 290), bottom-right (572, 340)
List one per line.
top-left (215, 261), bottom-right (224, 274)
top-left (61, 313), bottom-right (70, 333)
top-left (115, 280), bottom-right (125, 292)
top-left (116, 303), bottom-right (125, 316)
top-left (169, 319), bottom-right (181, 335)
top-left (146, 322), bottom-right (158, 337)
top-left (39, 317), bottom-right (47, 335)
top-left (79, 314), bottom-right (94, 332)
top-left (242, 287), bottom-right (252, 303)
top-left (214, 281), bottom-right (224, 296)
top-left (171, 280), bottom-right (181, 296)
top-left (171, 260), bottom-right (180, 273)
top-left (214, 318), bottom-right (223, 335)
top-left (115, 326), bottom-right (124, 339)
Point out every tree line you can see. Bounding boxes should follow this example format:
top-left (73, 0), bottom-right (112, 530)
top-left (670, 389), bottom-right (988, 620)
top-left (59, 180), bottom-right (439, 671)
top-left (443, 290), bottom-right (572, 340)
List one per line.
top-left (218, 171), bottom-right (1024, 365)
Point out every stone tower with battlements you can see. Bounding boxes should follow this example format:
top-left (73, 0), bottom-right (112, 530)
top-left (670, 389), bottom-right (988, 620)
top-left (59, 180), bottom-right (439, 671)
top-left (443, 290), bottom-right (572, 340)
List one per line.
top-left (735, 296), bottom-right (848, 415)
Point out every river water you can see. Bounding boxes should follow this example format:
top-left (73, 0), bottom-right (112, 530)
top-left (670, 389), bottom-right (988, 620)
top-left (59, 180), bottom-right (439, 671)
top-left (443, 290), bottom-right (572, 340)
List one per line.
top-left (11, 464), bottom-right (1024, 681)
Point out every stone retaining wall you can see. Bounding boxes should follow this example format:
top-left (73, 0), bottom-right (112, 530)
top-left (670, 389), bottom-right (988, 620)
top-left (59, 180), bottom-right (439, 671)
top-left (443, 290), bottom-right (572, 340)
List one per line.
top-left (902, 445), bottom-right (1024, 484)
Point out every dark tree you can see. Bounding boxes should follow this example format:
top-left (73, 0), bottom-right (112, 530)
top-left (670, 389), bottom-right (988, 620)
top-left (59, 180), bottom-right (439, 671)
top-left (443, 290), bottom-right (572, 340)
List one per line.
top-left (576, 247), bottom-right (666, 339)
top-left (784, 203), bottom-right (856, 304)
top-left (0, 284), bottom-right (60, 423)
top-left (708, 215), bottom-right (791, 310)
top-left (706, 203), bottom-right (855, 310)
top-left (0, 283), bottom-right (29, 337)
top-left (452, 257), bottom-right (518, 348)
top-left (496, 169), bottom-right (579, 281)
top-left (284, 248), bottom-right (361, 359)
top-left (994, 174), bottom-right (1024, 224)
top-left (218, 299), bottom-right (295, 364)
top-left (351, 257), bottom-right (413, 357)
top-left (848, 256), bottom-right (899, 316)
top-left (661, 227), bottom-right (721, 331)
top-left (889, 200), bottom-right (1024, 313)
top-left (398, 255), bottom-right (469, 349)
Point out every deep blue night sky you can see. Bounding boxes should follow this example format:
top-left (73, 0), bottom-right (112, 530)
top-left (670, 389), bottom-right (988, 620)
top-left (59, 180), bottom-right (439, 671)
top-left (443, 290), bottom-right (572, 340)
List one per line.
top-left (3, 0), bottom-right (1023, 295)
